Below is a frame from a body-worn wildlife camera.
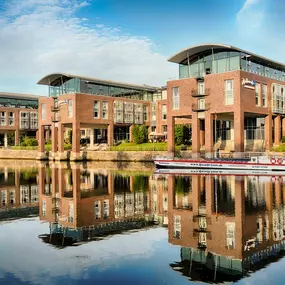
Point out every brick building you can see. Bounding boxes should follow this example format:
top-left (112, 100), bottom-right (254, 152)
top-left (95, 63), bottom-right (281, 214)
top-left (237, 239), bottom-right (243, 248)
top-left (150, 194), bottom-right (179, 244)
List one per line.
top-left (0, 92), bottom-right (39, 147)
top-left (167, 173), bottom-right (285, 281)
top-left (37, 73), bottom-right (165, 160)
top-left (167, 43), bottom-right (285, 156)
top-left (38, 163), bottom-right (168, 245)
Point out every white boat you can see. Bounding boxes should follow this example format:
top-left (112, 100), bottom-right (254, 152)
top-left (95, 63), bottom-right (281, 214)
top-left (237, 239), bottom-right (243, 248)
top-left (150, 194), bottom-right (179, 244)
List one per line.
top-left (154, 155), bottom-right (285, 172)
top-left (154, 168), bottom-right (285, 177)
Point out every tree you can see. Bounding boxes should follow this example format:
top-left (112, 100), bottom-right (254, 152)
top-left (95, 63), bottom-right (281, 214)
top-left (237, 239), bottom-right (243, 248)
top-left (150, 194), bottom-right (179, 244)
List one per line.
top-left (132, 125), bottom-right (148, 144)
top-left (175, 124), bottom-right (191, 145)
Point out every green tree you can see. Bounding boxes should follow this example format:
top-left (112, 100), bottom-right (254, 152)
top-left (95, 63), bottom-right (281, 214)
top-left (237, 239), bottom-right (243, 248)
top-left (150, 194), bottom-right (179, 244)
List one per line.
top-left (132, 125), bottom-right (148, 144)
top-left (175, 124), bottom-right (191, 145)
top-left (7, 133), bottom-right (15, 146)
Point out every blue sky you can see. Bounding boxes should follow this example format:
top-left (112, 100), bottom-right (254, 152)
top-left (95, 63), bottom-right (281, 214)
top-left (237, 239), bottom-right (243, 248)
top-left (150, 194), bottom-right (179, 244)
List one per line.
top-left (0, 0), bottom-right (284, 95)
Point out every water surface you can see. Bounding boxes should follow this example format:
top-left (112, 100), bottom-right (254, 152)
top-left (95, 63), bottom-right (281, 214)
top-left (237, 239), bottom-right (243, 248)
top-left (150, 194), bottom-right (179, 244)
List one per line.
top-left (1, 161), bottom-right (285, 284)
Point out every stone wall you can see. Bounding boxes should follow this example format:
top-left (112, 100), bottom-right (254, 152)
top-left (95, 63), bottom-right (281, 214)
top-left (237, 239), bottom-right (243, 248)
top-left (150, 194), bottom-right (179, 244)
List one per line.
top-left (0, 149), bottom-right (193, 162)
top-left (0, 149), bottom-right (39, 160)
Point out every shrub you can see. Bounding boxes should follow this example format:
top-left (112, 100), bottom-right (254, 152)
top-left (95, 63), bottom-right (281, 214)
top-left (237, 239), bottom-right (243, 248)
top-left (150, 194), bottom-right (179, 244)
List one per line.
top-left (20, 137), bottom-right (38, 147)
top-left (282, 136), bottom-right (285, 143)
top-left (132, 125), bottom-right (148, 144)
top-left (175, 125), bottom-right (191, 145)
top-left (7, 133), bottom-right (15, 146)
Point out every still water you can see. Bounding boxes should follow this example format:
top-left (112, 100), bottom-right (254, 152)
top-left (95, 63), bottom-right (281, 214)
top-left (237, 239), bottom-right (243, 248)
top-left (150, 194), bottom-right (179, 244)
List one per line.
top-left (1, 161), bottom-right (285, 285)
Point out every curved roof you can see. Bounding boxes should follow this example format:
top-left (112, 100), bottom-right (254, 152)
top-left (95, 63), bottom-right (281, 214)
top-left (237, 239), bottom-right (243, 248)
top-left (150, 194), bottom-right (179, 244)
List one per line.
top-left (37, 73), bottom-right (160, 91)
top-left (0, 92), bottom-right (41, 100)
top-left (168, 43), bottom-right (285, 70)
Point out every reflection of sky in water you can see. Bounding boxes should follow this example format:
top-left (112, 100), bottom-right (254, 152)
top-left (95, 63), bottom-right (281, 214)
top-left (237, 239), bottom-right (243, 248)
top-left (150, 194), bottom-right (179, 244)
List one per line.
top-left (0, 218), bottom-right (185, 285)
top-left (1, 219), bottom-right (285, 285)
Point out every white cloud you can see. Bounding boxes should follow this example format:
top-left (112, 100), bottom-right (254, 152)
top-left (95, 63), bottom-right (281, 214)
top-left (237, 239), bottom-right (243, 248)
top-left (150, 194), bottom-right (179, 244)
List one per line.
top-left (236, 0), bottom-right (265, 29)
top-left (0, 218), bottom-right (168, 285)
top-left (0, 0), bottom-right (176, 95)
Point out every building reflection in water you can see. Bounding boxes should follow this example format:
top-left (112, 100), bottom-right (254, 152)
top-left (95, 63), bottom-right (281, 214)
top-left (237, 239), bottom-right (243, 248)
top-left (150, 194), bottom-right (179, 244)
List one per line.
top-left (0, 167), bottom-right (39, 220)
top-left (3, 163), bottom-right (285, 283)
top-left (38, 163), bottom-right (168, 247)
top-left (165, 173), bottom-right (285, 283)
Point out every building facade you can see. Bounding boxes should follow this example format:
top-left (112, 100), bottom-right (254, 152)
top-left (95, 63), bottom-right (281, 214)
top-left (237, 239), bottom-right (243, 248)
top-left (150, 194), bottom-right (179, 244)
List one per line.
top-left (167, 173), bottom-right (285, 282)
top-left (0, 92), bottom-right (39, 147)
top-left (167, 43), bottom-right (285, 155)
top-left (37, 73), bottom-right (165, 159)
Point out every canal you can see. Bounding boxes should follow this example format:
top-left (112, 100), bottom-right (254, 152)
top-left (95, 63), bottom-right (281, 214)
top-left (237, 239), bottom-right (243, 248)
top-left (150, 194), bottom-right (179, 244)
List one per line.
top-left (0, 160), bottom-right (285, 284)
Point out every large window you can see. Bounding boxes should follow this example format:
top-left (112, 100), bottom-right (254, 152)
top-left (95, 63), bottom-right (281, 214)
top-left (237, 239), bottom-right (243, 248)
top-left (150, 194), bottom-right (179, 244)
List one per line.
top-left (30, 112), bottom-right (38, 129)
top-left (224, 80), bottom-right (234, 105)
top-left (226, 222), bottom-right (235, 249)
top-left (162, 104), bottom-right (167, 120)
top-left (94, 101), bottom-right (100, 118)
top-left (134, 104), bottom-right (143, 124)
top-left (0, 112), bottom-right (6, 126)
top-left (102, 101), bottom-right (108, 119)
top-left (8, 112), bottom-right (14, 126)
top-left (172, 87), bottom-right (180, 110)
top-left (68, 99), bottom-right (73, 118)
top-left (124, 102), bottom-right (133, 123)
top-left (41, 103), bottom-right (46, 120)
top-left (262, 84), bottom-right (267, 107)
top-left (114, 101), bottom-right (124, 123)
top-left (143, 105), bottom-right (148, 122)
top-left (255, 82), bottom-right (261, 106)
top-left (20, 112), bottom-right (29, 129)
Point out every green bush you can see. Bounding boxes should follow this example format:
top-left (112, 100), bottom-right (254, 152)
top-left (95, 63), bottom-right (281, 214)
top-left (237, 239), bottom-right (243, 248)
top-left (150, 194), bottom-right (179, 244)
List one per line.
top-left (20, 137), bottom-right (38, 147)
top-left (175, 125), bottom-right (191, 145)
top-left (7, 133), bottom-right (15, 146)
top-left (132, 125), bottom-right (148, 144)
top-left (282, 136), bottom-right (285, 143)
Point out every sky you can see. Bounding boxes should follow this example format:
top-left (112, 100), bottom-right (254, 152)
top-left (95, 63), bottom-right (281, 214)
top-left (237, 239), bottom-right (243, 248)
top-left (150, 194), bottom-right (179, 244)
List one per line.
top-left (0, 0), bottom-right (284, 95)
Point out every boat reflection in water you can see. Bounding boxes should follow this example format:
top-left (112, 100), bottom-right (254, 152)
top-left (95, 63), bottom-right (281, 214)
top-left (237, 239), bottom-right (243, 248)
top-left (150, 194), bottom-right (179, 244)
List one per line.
top-left (37, 162), bottom-right (169, 247)
top-left (164, 172), bottom-right (285, 283)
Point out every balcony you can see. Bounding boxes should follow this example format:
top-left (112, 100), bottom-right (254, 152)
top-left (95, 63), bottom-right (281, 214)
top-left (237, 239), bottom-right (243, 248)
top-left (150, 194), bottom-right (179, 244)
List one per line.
top-left (191, 88), bottom-right (210, 97)
top-left (51, 115), bottom-right (59, 123)
top-left (51, 105), bottom-right (59, 112)
top-left (192, 102), bottom-right (210, 112)
top-left (195, 73), bottom-right (205, 81)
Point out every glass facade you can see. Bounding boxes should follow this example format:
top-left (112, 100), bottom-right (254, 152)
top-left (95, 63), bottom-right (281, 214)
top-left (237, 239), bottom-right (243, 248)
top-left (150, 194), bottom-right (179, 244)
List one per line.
top-left (244, 117), bottom-right (265, 140)
top-left (179, 51), bottom-right (240, 79)
top-left (0, 97), bottom-right (38, 109)
top-left (49, 77), bottom-right (156, 101)
top-left (179, 49), bottom-right (285, 82)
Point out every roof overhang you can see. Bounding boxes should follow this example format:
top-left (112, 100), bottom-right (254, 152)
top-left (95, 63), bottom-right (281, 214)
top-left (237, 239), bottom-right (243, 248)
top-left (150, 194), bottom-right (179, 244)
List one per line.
top-left (168, 43), bottom-right (285, 70)
top-left (37, 73), bottom-right (160, 92)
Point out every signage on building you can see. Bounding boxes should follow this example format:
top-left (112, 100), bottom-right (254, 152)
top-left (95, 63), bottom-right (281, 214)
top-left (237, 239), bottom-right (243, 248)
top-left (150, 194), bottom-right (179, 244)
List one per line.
top-left (242, 78), bottom-right (256, 89)
top-left (59, 99), bottom-right (67, 105)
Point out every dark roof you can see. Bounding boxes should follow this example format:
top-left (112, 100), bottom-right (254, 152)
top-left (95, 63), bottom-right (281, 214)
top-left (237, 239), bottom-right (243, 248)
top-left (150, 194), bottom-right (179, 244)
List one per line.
top-left (0, 92), bottom-right (41, 100)
top-left (37, 73), bottom-right (160, 92)
top-left (168, 43), bottom-right (285, 70)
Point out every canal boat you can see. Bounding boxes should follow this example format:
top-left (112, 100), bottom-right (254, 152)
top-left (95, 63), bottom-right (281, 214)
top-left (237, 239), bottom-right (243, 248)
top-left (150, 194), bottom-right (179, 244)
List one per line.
top-left (154, 155), bottom-right (285, 172)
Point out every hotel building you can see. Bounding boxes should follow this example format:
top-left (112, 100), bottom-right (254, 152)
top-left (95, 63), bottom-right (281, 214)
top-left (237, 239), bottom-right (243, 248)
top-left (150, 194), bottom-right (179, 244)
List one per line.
top-left (37, 73), bottom-right (165, 160)
top-left (167, 43), bottom-right (285, 155)
top-left (38, 163), bottom-right (168, 245)
top-left (167, 173), bottom-right (285, 282)
top-left (0, 92), bottom-right (39, 147)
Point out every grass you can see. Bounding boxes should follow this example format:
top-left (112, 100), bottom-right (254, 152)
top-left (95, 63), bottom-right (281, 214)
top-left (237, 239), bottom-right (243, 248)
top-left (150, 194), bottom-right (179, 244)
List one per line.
top-left (11, 144), bottom-right (72, 151)
top-left (10, 146), bottom-right (38, 150)
top-left (110, 142), bottom-right (191, 151)
top-left (272, 144), bottom-right (285, 152)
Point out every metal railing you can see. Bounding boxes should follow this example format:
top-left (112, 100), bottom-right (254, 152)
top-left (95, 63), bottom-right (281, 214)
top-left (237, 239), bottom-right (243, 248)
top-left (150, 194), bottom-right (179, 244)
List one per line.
top-left (191, 88), bottom-right (210, 97)
top-left (192, 102), bottom-right (210, 112)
